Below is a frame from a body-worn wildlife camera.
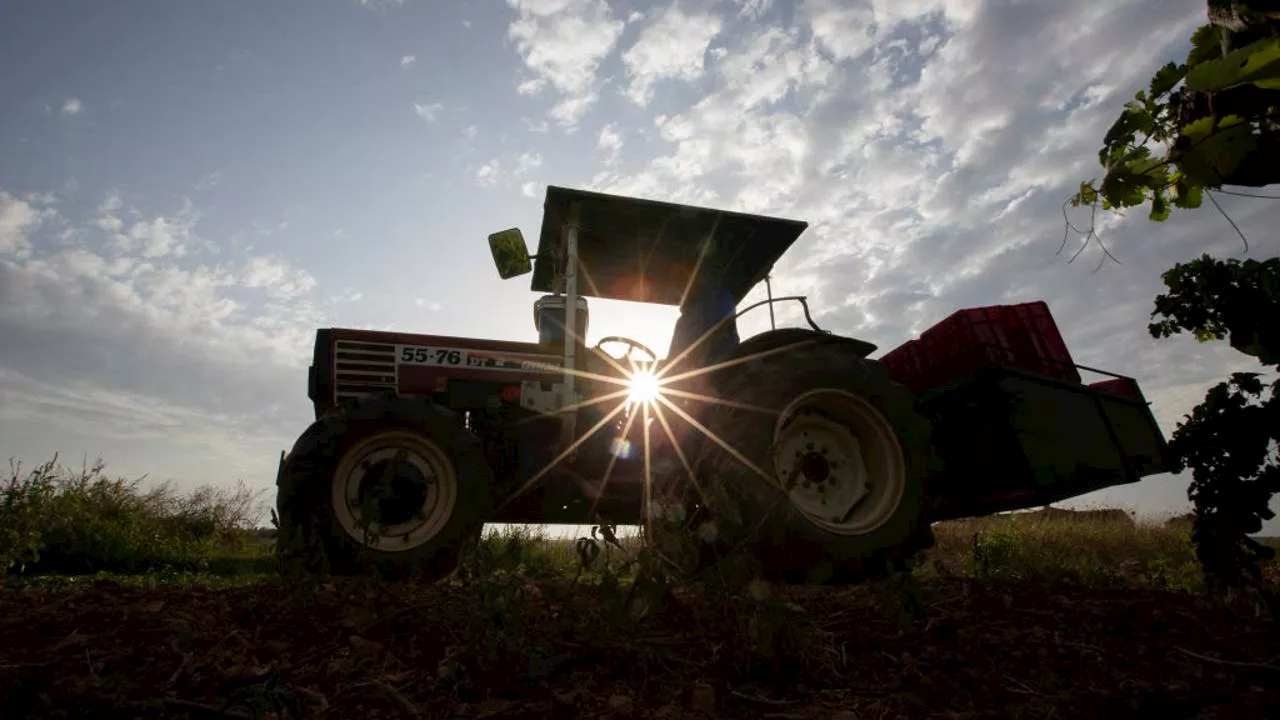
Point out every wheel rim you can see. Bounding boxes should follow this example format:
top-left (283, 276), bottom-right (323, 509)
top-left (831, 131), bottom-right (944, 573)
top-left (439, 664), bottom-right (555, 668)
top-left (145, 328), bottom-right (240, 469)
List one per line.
top-left (331, 429), bottom-right (458, 552)
top-left (771, 388), bottom-right (907, 536)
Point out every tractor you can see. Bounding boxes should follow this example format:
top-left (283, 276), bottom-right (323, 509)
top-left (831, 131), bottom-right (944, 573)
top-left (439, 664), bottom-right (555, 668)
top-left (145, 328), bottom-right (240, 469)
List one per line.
top-left (273, 186), bottom-right (1170, 582)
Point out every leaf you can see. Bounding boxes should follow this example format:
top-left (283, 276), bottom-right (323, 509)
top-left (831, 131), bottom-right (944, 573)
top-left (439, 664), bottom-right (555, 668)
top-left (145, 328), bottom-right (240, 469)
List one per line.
top-left (1150, 62), bottom-right (1187, 97)
top-left (1101, 108), bottom-right (1151, 153)
top-left (1174, 181), bottom-right (1204, 210)
top-left (1200, 116), bottom-right (1257, 176)
top-left (1150, 190), bottom-right (1170, 222)
top-left (1185, 37), bottom-right (1280, 93)
top-left (1187, 24), bottom-right (1221, 67)
top-left (1178, 114), bottom-right (1257, 185)
top-left (1100, 168), bottom-right (1149, 209)
top-left (1181, 115), bottom-right (1216, 144)
top-left (1071, 181), bottom-right (1099, 207)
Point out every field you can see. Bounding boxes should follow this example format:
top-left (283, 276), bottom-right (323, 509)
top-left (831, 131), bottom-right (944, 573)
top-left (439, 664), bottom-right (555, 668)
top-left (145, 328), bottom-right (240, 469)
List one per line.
top-left (2, 459), bottom-right (1279, 719)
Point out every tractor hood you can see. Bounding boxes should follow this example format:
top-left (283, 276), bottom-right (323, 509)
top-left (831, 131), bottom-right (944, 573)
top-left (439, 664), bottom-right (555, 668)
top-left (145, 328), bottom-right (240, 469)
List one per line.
top-left (531, 186), bottom-right (808, 308)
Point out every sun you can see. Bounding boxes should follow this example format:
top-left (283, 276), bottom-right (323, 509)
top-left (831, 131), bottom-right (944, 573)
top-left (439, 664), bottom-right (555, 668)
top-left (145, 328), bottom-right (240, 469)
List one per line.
top-left (626, 367), bottom-right (662, 406)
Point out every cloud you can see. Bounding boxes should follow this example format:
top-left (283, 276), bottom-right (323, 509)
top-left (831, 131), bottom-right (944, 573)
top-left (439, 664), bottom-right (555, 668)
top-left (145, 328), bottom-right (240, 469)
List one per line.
top-left (620, 4), bottom-right (723, 106)
top-left (475, 159), bottom-right (501, 186)
top-left (0, 191), bottom-right (49, 257)
top-left (577, 0), bottom-right (1280, 523)
top-left (61, 97), bottom-right (82, 116)
top-left (734, 0), bottom-right (774, 19)
top-left (414, 298), bottom-right (442, 311)
top-left (0, 190), bottom-right (328, 478)
top-left (400, 54), bottom-right (416, 66)
top-left (464, 125), bottom-right (478, 140)
top-left (240, 255), bottom-right (318, 300)
top-left (521, 182), bottom-right (538, 198)
top-left (515, 151), bottom-right (542, 175)
top-left (505, 0), bottom-right (626, 127)
top-left (597, 123), bottom-right (622, 164)
top-left (473, 150), bottom-right (541, 190)
top-left (413, 102), bottom-right (443, 121)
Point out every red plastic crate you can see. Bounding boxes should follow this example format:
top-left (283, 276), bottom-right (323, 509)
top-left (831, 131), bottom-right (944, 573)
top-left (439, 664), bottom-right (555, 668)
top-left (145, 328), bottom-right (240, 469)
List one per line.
top-left (1002, 301), bottom-right (1081, 384)
top-left (916, 306), bottom-right (1022, 389)
top-left (879, 339), bottom-right (930, 394)
top-left (1089, 377), bottom-right (1143, 399)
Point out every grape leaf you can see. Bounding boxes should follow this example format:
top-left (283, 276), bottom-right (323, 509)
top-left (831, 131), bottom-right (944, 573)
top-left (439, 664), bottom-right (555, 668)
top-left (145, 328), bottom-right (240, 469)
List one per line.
top-left (1101, 107), bottom-right (1152, 154)
top-left (1100, 168), bottom-right (1149, 209)
top-left (1173, 180), bottom-right (1204, 209)
top-left (1072, 181), bottom-right (1099, 207)
top-left (1187, 24), bottom-right (1221, 67)
top-left (1199, 115), bottom-right (1258, 177)
top-left (1149, 62), bottom-right (1187, 97)
top-left (1150, 189), bottom-right (1170, 222)
top-left (1186, 37), bottom-right (1280, 92)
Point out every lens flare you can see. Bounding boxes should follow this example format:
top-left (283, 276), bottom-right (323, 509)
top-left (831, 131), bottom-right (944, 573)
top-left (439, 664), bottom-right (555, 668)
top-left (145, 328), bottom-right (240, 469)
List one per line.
top-left (627, 368), bottom-right (661, 406)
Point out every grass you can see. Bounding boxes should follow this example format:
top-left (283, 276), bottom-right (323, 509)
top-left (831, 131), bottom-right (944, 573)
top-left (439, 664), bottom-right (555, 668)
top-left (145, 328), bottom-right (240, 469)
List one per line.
top-left (919, 511), bottom-right (1208, 592)
top-left (1, 455), bottom-right (274, 582)
top-left (467, 512), bottom-right (1280, 601)
top-left (2, 453), bottom-right (1274, 596)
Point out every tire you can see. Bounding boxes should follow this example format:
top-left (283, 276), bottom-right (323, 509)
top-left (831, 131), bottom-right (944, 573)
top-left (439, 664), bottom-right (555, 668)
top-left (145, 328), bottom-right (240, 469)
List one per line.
top-left (661, 334), bottom-right (940, 584)
top-left (275, 393), bottom-right (492, 581)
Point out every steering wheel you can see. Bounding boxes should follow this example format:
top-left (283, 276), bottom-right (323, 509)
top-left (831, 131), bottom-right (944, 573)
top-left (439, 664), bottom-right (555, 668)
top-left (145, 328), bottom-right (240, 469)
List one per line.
top-left (592, 336), bottom-right (658, 366)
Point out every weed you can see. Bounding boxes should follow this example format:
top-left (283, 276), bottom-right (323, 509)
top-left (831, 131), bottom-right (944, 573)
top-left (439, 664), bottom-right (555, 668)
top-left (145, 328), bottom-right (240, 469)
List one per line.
top-left (1, 454), bottom-right (271, 580)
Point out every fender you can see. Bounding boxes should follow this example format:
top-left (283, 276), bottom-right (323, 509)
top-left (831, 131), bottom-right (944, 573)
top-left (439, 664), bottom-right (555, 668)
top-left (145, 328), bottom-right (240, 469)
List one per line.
top-left (728, 328), bottom-right (878, 364)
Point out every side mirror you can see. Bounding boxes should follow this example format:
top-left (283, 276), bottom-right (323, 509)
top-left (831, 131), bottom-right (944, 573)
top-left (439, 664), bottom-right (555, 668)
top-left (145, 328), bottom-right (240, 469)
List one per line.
top-left (488, 228), bottom-right (533, 279)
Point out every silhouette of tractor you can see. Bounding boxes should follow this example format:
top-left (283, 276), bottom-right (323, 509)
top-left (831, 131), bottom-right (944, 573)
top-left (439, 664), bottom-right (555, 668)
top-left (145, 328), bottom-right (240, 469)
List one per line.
top-left (274, 186), bottom-right (1169, 582)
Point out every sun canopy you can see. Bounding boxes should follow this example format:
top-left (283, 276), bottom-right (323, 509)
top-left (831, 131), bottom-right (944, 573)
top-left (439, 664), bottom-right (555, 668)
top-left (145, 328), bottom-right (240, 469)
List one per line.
top-left (530, 186), bottom-right (808, 308)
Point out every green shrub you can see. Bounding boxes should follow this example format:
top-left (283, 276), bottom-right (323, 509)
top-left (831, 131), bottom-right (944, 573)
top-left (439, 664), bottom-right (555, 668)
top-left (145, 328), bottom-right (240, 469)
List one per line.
top-left (921, 511), bottom-right (1205, 592)
top-left (1, 455), bottom-right (268, 578)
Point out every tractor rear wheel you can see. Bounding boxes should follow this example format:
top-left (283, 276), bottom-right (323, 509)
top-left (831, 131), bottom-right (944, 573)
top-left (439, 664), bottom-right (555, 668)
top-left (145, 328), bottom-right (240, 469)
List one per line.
top-left (665, 337), bottom-right (939, 584)
top-left (275, 393), bottom-right (491, 581)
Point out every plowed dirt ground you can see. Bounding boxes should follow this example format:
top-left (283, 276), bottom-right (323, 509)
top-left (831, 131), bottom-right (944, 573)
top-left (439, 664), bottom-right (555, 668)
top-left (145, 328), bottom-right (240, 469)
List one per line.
top-left (2, 573), bottom-right (1277, 720)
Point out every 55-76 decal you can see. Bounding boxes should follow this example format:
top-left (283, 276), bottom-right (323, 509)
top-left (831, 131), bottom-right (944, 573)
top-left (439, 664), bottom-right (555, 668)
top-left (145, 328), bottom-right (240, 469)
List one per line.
top-left (394, 344), bottom-right (561, 373)
top-left (397, 345), bottom-right (467, 366)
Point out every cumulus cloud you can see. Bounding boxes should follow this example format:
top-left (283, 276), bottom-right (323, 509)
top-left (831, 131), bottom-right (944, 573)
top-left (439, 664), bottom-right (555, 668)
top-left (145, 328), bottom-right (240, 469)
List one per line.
top-left (579, 0), bottom-right (1279, 521)
top-left (0, 190), bottom-right (326, 481)
top-left (400, 54), bottom-right (416, 66)
top-left (598, 123), bottom-right (622, 164)
top-left (620, 4), bottom-right (723, 106)
top-left (515, 151), bottom-right (542, 175)
top-left (413, 101), bottom-right (443, 121)
top-left (475, 159), bottom-right (501, 186)
top-left (505, 0), bottom-right (625, 127)
top-left (0, 191), bottom-right (47, 257)
top-left (473, 151), bottom-right (542, 190)
top-left (61, 97), bottom-right (82, 116)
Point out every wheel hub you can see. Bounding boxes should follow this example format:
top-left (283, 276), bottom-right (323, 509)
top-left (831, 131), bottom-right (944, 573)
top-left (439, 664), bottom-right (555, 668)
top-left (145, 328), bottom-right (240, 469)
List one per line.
top-left (771, 389), bottom-right (907, 536)
top-left (774, 412), bottom-right (869, 524)
top-left (331, 430), bottom-right (458, 552)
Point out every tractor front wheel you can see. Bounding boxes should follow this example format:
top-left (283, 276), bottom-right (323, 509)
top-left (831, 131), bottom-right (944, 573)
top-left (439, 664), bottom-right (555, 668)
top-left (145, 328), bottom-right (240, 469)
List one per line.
top-left (275, 394), bottom-right (491, 581)
top-left (666, 338), bottom-right (940, 584)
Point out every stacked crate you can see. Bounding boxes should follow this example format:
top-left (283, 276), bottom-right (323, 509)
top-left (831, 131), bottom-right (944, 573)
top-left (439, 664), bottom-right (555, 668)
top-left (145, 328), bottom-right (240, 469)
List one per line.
top-left (877, 301), bottom-right (1082, 394)
top-left (1088, 377), bottom-right (1144, 399)
top-left (878, 339), bottom-right (931, 395)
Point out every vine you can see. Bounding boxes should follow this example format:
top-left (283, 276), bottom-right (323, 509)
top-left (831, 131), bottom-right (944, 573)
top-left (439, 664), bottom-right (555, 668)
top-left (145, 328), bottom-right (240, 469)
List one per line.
top-left (1064, 2), bottom-right (1280, 263)
top-left (1149, 255), bottom-right (1280, 604)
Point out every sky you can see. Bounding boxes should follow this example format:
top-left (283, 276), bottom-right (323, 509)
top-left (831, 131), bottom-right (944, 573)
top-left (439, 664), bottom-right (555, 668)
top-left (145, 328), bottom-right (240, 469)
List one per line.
top-left (1, 0), bottom-right (1278, 534)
